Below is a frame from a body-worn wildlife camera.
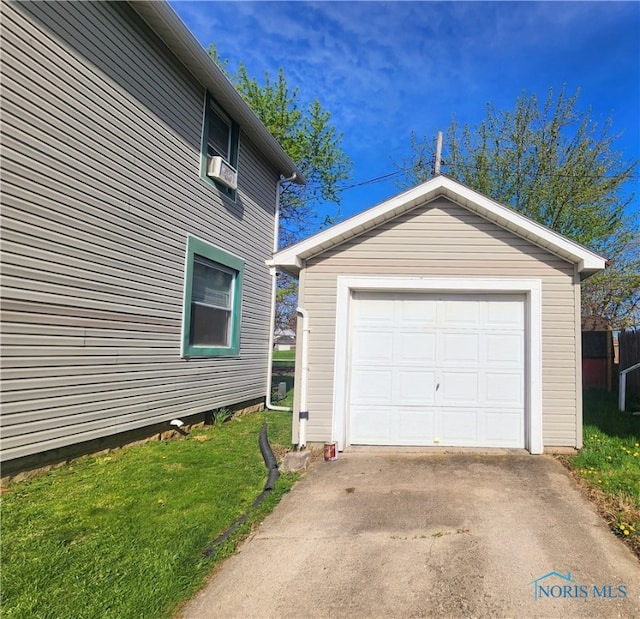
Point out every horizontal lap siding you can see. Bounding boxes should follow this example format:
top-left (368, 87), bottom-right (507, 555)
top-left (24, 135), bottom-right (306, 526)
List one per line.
top-left (298, 198), bottom-right (578, 447)
top-left (0, 1), bottom-right (278, 460)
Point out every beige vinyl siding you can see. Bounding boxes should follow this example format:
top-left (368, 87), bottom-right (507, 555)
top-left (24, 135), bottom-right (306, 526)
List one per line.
top-left (297, 197), bottom-right (579, 448)
top-left (0, 1), bottom-right (279, 460)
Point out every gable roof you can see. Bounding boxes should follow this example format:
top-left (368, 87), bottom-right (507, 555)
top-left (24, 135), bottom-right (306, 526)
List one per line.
top-left (269, 175), bottom-right (606, 277)
top-left (129, 1), bottom-right (305, 185)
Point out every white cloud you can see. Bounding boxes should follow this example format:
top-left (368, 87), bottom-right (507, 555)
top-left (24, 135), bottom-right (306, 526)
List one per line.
top-left (171, 0), bottom-right (639, 217)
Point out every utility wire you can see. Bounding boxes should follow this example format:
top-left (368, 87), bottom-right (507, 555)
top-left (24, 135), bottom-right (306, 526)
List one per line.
top-left (338, 170), bottom-right (406, 190)
top-left (300, 165), bottom-right (639, 195)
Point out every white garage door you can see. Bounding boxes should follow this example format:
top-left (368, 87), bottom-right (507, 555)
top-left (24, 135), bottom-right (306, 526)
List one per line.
top-left (349, 292), bottom-right (525, 448)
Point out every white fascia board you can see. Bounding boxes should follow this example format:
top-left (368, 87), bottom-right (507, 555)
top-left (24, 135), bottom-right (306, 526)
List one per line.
top-left (272, 176), bottom-right (606, 274)
top-left (265, 256), bottom-right (302, 273)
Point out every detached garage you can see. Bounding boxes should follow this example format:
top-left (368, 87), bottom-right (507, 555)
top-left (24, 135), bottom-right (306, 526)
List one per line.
top-left (270, 176), bottom-right (606, 454)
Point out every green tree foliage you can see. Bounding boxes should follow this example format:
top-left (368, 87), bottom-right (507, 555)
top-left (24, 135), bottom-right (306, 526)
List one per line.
top-left (275, 276), bottom-right (299, 333)
top-left (208, 46), bottom-right (352, 331)
top-left (209, 45), bottom-right (352, 245)
top-left (581, 233), bottom-right (640, 328)
top-left (400, 87), bottom-right (638, 327)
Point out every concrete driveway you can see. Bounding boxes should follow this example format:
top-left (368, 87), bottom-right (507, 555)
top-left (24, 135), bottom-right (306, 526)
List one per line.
top-left (180, 450), bottom-right (640, 619)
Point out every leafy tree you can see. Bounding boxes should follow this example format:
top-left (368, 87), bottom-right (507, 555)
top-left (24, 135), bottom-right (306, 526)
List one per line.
top-left (274, 276), bottom-right (299, 333)
top-left (209, 45), bottom-right (352, 245)
top-left (399, 87), bottom-right (638, 327)
top-left (581, 233), bottom-right (640, 327)
top-left (209, 46), bottom-right (352, 331)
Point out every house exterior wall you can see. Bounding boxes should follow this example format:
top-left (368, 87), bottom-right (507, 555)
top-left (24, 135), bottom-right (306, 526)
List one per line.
top-left (295, 197), bottom-right (580, 448)
top-left (1, 1), bottom-right (280, 462)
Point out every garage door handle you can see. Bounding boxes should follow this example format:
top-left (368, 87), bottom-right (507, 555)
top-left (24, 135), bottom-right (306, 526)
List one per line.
top-left (436, 383), bottom-right (440, 391)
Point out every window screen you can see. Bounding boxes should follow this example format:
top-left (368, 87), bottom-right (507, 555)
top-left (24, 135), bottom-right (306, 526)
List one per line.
top-left (207, 107), bottom-right (231, 160)
top-left (190, 256), bottom-right (235, 348)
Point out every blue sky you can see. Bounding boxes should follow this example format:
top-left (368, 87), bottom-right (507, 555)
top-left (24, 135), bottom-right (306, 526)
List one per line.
top-left (170, 0), bottom-right (640, 225)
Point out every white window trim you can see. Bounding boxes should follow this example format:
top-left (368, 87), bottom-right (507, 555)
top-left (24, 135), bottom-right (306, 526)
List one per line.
top-left (332, 276), bottom-right (543, 454)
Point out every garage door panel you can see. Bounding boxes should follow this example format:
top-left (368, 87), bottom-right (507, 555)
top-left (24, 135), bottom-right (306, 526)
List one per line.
top-left (442, 298), bottom-right (481, 326)
top-left (486, 333), bottom-right (524, 364)
top-left (351, 369), bottom-right (393, 403)
top-left (398, 332), bottom-right (436, 362)
top-left (482, 410), bottom-right (523, 446)
top-left (485, 372), bottom-right (523, 406)
top-left (354, 296), bottom-right (394, 321)
top-left (440, 333), bottom-right (480, 363)
top-left (398, 370), bottom-right (436, 404)
top-left (440, 371), bottom-right (479, 404)
top-left (399, 297), bottom-right (437, 325)
top-left (440, 408), bottom-right (478, 443)
top-left (353, 330), bottom-right (394, 362)
top-left (350, 406), bottom-right (392, 443)
top-left (486, 298), bottom-right (524, 327)
top-left (397, 409), bottom-right (435, 441)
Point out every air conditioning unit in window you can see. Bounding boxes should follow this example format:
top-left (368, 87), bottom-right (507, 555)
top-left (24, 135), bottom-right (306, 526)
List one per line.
top-left (207, 156), bottom-right (238, 190)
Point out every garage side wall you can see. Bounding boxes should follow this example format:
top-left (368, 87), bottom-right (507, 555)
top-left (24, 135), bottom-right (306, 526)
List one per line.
top-left (297, 198), bottom-right (579, 448)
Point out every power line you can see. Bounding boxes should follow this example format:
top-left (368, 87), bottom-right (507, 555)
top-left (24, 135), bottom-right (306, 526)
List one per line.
top-left (339, 170), bottom-right (405, 190)
top-left (301, 165), bottom-right (639, 195)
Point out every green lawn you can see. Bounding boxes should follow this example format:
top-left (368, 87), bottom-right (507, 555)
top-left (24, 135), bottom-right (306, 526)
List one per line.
top-left (273, 349), bottom-right (295, 361)
top-left (1, 411), bottom-right (296, 619)
top-left (563, 390), bottom-right (640, 556)
top-left (271, 371), bottom-right (294, 408)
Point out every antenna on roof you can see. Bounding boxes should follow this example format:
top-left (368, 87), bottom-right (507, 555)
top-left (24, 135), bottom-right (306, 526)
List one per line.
top-left (434, 131), bottom-right (443, 176)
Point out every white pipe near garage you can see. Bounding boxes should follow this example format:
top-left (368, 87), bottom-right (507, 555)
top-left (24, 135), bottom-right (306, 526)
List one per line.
top-left (297, 306), bottom-right (310, 449)
top-left (619, 362), bottom-right (640, 412)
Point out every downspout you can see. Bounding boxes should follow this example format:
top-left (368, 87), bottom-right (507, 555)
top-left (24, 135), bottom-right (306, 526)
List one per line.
top-left (296, 306), bottom-right (310, 449)
top-left (265, 173), bottom-right (297, 411)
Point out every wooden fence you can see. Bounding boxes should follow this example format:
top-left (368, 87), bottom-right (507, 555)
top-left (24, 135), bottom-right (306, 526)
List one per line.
top-left (619, 329), bottom-right (640, 402)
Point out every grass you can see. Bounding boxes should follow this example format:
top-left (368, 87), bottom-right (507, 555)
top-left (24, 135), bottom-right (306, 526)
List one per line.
top-left (272, 349), bottom-right (295, 361)
top-left (560, 390), bottom-right (640, 558)
top-left (1, 411), bottom-right (297, 619)
top-left (272, 350), bottom-right (295, 371)
top-left (271, 371), bottom-right (294, 408)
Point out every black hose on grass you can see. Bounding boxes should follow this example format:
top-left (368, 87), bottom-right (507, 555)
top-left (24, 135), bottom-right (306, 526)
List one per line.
top-left (202, 423), bottom-right (280, 558)
top-left (259, 423), bottom-right (280, 488)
